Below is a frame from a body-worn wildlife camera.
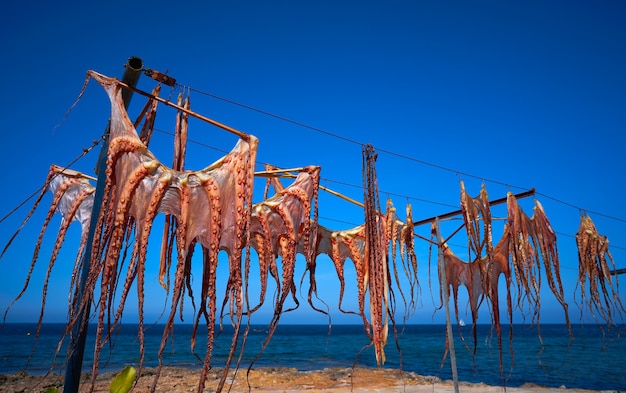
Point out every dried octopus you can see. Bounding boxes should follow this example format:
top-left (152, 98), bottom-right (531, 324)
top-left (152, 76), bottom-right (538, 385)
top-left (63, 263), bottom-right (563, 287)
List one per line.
top-left (252, 156), bottom-right (420, 367)
top-left (10, 67), bottom-right (614, 393)
top-left (6, 71), bottom-right (259, 393)
top-left (438, 184), bottom-right (571, 377)
top-left (4, 74), bottom-right (420, 385)
top-left (0, 70), bottom-right (339, 392)
top-left (575, 214), bottom-right (625, 325)
top-left (88, 71), bottom-right (258, 392)
top-left (298, 146), bottom-right (419, 367)
top-left (245, 165), bottom-right (321, 363)
top-left (1, 165), bottom-right (95, 335)
top-left (7, 162), bottom-right (325, 393)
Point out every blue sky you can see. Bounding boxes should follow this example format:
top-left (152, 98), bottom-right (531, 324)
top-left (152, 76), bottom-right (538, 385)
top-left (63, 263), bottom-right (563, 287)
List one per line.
top-left (0, 1), bottom-right (624, 326)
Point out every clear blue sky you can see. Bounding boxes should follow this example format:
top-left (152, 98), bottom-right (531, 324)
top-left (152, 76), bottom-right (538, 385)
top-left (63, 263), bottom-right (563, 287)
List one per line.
top-left (0, 1), bottom-right (624, 326)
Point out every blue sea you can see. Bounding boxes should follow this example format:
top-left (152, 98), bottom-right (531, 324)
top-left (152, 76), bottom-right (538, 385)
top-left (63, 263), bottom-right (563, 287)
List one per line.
top-left (0, 323), bottom-right (624, 390)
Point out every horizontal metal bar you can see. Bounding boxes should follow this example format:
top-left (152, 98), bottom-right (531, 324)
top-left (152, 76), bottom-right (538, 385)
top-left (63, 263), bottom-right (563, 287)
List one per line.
top-left (412, 188), bottom-right (536, 228)
top-left (116, 79), bottom-right (251, 141)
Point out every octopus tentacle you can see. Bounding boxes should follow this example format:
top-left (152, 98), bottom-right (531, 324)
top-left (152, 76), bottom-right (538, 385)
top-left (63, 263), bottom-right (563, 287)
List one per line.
top-left (116, 171), bottom-right (171, 375)
top-left (249, 208), bottom-right (280, 313)
top-left (90, 161), bottom-right (157, 385)
top-left (158, 93), bottom-right (189, 291)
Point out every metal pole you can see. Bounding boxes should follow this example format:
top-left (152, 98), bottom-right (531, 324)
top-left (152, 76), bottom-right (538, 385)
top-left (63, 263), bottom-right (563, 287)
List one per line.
top-left (435, 217), bottom-right (460, 393)
top-left (610, 268), bottom-right (626, 276)
top-left (63, 56), bottom-right (143, 393)
top-left (412, 188), bottom-right (536, 228)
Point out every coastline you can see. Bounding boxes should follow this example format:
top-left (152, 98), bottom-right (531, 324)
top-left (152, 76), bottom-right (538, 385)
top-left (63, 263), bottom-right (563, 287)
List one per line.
top-left (0, 366), bottom-right (616, 393)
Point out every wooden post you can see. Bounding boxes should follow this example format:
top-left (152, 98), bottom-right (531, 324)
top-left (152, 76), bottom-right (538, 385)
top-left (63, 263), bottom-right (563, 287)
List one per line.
top-left (63, 56), bottom-right (143, 393)
top-left (435, 217), bottom-right (460, 393)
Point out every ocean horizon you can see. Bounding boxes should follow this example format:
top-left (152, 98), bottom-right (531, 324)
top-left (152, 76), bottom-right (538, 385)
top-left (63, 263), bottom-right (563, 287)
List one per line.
top-left (0, 323), bottom-right (624, 390)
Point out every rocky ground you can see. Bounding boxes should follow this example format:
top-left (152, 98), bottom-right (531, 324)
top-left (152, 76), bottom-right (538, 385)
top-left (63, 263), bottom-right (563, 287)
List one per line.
top-left (0, 366), bottom-right (616, 393)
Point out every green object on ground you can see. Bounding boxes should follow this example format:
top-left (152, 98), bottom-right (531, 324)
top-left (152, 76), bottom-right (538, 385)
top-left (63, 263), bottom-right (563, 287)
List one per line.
top-left (109, 365), bottom-right (137, 393)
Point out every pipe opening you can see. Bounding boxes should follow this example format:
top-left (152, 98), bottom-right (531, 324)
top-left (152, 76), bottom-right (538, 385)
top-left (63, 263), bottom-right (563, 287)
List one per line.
top-left (127, 56), bottom-right (143, 72)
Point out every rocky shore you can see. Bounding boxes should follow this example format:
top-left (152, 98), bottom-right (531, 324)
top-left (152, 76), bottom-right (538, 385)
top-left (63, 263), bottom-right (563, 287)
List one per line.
top-left (0, 366), bottom-right (615, 393)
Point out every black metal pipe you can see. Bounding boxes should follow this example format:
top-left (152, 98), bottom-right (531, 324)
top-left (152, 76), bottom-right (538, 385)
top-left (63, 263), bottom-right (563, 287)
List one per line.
top-left (121, 56), bottom-right (143, 108)
top-left (412, 188), bottom-right (536, 228)
top-left (63, 56), bottom-right (143, 393)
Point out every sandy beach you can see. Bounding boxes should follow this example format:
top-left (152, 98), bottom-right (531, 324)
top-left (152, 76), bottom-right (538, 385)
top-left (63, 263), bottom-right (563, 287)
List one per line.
top-left (0, 366), bottom-right (617, 393)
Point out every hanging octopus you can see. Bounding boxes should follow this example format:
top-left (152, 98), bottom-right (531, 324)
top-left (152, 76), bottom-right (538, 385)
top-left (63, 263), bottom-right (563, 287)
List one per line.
top-left (460, 181), bottom-right (493, 263)
top-left (360, 144), bottom-right (390, 366)
top-left (438, 223), bottom-right (511, 360)
top-left (390, 202), bottom-right (421, 320)
top-left (1, 165), bottom-right (95, 332)
top-left (157, 91), bottom-right (189, 292)
top-left (9, 162), bottom-right (326, 393)
top-left (2, 72), bottom-right (338, 391)
top-left (575, 214), bottom-right (625, 325)
top-left (305, 215), bottom-right (418, 367)
top-left (42, 71), bottom-right (258, 393)
top-left (248, 165), bottom-right (320, 317)
top-left (244, 165), bottom-right (321, 365)
top-left (297, 146), bottom-right (419, 368)
top-left (507, 194), bottom-right (570, 331)
top-left (438, 184), bottom-right (571, 379)
top-left (11, 66), bottom-right (610, 393)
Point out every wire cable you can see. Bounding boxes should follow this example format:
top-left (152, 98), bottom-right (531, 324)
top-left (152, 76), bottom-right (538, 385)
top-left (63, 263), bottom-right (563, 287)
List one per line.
top-left (183, 86), bottom-right (363, 146)
top-left (0, 138), bottom-right (102, 224)
top-left (536, 191), bottom-right (626, 224)
top-left (180, 85), bottom-right (626, 225)
top-left (154, 127), bottom-right (459, 211)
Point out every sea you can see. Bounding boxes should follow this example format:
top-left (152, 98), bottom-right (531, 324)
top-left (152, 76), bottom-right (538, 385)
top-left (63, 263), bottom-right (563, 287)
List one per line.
top-left (0, 323), bottom-right (624, 391)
